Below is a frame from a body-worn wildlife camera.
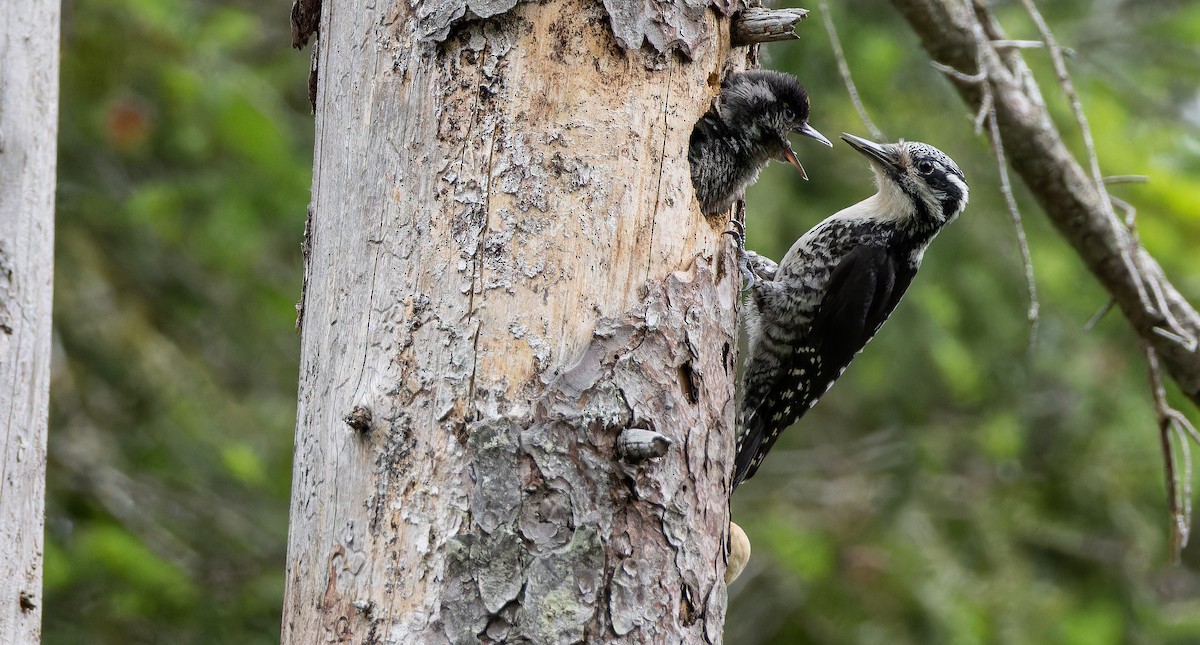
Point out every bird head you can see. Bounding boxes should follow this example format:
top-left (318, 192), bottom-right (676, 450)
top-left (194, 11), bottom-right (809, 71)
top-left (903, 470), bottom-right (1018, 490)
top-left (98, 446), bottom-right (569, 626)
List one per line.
top-left (841, 133), bottom-right (969, 229)
top-left (720, 70), bottom-right (832, 179)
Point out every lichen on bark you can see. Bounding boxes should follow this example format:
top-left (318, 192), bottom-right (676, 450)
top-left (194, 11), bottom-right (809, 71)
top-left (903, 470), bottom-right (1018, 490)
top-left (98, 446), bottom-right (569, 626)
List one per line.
top-left (438, 258), bottom-right (737, 642)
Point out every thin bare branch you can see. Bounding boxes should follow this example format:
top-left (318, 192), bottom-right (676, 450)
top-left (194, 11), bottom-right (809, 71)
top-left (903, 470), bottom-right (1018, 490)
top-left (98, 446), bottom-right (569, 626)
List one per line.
top-left (1018, 0), bottom-right (1159, 324)
top-left (930, 60), bottom-right (986, 84)
top-left (932, 29), bottom-right (1039, 343)
top-left (1146, 276), bottom-right (1199, 351)
top-left (1167, 408), bottom-right (1200, 446)
top-left (1105, 190), bottom-right (1195, 355)
top-left (1145, 344), bottom-right (1194, 560)
top-left (1109, 194), bottom-right (1137, 230)
top-left (890, 0), bottom-right (1200, 553)
top-left (1019, 0), bottom-right (1107, 205)
top-left (889, 0), bottom-right (1200, 409)
top-left (1104, 175), bottom-right (1150, 185)
top-left (1114, 173), bottom-right (1200, 351)
top-left (931, 60), bottom-right (992, 134)
top-left (820, 0), bottom-right (884, 140)
top-left (986, 108), bottom-right (1040, 344)
top-left (1100, 195), bottom-right (1194, 354)
top-left (1083, 299), bottom-right (1114, 331)
top-left (990, 39), bottom-right (1044, 50)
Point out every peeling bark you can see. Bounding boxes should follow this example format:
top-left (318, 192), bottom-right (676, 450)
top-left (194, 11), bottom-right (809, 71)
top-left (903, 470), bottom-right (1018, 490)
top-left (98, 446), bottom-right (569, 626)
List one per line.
top-left (414, 0), bottom-right (727, 56)
top-left (889, 0), bottom-right (1200, 407)
top-left (0, 0), bottom-right (59, 642)
top-left (438, 259), bottom-right (737, 642)
top-left (731, 7), bottom-right (809, 46)
top-left (290, 0), bottom-right (322, 49)
top-left (282, 0), bottom-right (750, 641)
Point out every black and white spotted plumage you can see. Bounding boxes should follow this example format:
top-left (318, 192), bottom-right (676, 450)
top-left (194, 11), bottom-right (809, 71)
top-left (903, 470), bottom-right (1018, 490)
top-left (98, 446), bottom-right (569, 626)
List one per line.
top-left (732, 134), bottom-right (969, 488)
top-left (689, 70), bottom-right (832, 216)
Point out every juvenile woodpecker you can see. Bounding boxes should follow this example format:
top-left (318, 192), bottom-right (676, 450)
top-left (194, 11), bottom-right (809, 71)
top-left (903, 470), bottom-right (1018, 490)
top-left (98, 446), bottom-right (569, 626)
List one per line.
top-left (689, 70), bottom-right (832, 216)
top-left (732, 133), bottom-right (969, 488)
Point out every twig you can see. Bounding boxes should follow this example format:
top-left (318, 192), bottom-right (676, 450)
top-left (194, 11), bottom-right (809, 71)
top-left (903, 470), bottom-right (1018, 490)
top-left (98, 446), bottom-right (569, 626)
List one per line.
top-left (820, 0), bottom-right (883, 140)
top-left (1153, 325), bottom-right (1199, 352)
top-left (986, 107), bottom-right (1040, 344)
top-left (1083, 299), bottom-right (1114, 331)
top-left (931, 60), bottom-right (991, 134)
top-left (1021, 0), bottom-right (1200, 359)
top-left (1106, 194), bottom-right (1196, 352)
top-left (1107, 191), bottom-right (1196, 350)
top-left (1167, 407), bottom-right (1200, 446)
top-left (1145, 344), bottom-right (1196, 560)
top-left (1103, 175), bottom-right (1150, 185)
top-left (1021, 8), bottom-right (1200, 541)
top-left (1019, 0), bottom-right (1155, 322)
top-left (990, 39), bottom-right (1044, 50)
top-left (1146, 272), bottom-right (1199, 351)
top-left (1109, 194), bottom-right (1138, 231)
top-left (931, 52), bottom-right (1039, 344)
top-left (1019, 0), bottom-right (1108, 211)
top-left (930, 60), bottom-right (986, 85)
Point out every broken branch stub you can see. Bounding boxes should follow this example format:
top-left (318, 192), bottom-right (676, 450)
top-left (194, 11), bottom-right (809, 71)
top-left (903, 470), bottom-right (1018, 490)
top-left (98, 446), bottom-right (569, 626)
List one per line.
top-left (617, 428), bottom-right (673, 463)
top-left (731, 7), bottom-right (810, 46)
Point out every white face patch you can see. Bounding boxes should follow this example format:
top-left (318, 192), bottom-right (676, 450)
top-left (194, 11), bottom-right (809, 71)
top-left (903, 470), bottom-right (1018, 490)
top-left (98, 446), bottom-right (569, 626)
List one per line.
top-left (871, 142), bottom-right (968, 226)
top-left (812, 138), bottom-right (969, 234)
top-left (945, 172), bottom-right (969, 211)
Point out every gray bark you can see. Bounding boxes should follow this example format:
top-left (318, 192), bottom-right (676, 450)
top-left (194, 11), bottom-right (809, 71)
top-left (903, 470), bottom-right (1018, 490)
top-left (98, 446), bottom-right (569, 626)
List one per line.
top-left (281, 0), bottom-right (749, 641)
top-left (889, 0), bottom-right (1200, 407)
top-left (0, 0), bottom-right (60, 642)
top-left (731, 8), bottom-right (809, 46)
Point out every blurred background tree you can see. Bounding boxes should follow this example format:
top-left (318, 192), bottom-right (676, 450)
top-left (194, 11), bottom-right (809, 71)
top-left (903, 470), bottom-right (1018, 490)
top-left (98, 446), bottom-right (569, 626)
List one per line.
top-left (46, 0), bottom-right (1199, 643)
top-left (49, 0), bottom-right (308, 641)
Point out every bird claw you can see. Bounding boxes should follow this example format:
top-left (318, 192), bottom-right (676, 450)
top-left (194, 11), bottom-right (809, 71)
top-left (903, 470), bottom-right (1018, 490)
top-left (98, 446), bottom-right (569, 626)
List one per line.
top-left (722, 223), bottom-right (761, 291)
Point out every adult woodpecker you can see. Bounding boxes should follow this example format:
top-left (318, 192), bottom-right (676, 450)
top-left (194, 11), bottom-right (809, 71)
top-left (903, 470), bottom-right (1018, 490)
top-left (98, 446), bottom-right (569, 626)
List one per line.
top-left (731, 133), bottom-right (969, 488)
top-left (689, 70), bottom-right (832, 216)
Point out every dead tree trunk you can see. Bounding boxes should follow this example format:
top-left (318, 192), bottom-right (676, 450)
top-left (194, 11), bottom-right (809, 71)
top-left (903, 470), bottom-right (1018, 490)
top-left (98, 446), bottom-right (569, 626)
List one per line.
top-left (282, 0), bottom-right (753, 641)
top-left (0, 0), bottom-right (59, 641)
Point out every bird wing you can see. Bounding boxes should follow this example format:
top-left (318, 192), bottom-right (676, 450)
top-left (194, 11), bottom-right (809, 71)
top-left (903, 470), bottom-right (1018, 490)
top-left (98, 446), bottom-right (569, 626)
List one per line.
top-left (809, 244), bottom-right (914, 373)
top-left (732, 244), bottom-right (915, 488)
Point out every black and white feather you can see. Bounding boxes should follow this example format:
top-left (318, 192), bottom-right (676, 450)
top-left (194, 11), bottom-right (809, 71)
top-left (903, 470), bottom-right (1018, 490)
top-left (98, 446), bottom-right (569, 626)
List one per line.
top-left (732, 133), bottom-right (969, 488)
top-left (689, 70), bottom-right (831, 216)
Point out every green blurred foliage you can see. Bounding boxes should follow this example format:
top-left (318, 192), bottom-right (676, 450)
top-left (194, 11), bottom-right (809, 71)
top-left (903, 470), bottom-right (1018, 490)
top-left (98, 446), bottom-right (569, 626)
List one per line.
top-left (729, 1), bottom-right (1200, 643)
top-left (47, 0), bottom-right (1199, 642)
top-left (49, 0), bottom-right (309, 642)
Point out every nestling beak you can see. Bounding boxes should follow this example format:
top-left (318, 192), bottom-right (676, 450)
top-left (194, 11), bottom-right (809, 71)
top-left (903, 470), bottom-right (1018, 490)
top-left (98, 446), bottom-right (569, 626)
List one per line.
top-left (796, 123), bottom-right (833, 148)
top-left (841, 133), bottom-right (901, 174)
top-left (781, 145), bottom-right (808, 181)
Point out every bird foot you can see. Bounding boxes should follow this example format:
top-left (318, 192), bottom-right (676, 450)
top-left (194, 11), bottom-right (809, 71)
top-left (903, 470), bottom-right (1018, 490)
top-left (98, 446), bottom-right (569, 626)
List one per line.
top-left (722, 222), bottom-right (764, 291)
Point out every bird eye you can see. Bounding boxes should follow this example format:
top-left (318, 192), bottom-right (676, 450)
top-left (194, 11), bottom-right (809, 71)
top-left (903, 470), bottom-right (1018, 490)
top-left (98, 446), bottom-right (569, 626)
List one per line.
top-left (782, 108), bottom-right (794, 121)
top-left (917, 160), bottom-right (935, 174)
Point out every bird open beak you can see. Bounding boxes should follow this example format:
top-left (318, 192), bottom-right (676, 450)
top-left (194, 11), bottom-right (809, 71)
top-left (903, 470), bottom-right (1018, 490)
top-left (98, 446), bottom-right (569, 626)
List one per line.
top-left (841, 133), bottom-right (900, 172)
top-left (781, 145), bottom-right (809, 181)
top-left (796, 123), bottom-right (833, 148)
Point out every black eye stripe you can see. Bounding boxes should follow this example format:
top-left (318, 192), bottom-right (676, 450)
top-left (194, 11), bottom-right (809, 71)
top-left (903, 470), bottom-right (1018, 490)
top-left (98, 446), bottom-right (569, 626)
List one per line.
top-left (922, 166), bottom-right (966, 190)
top-left (925, 169), bottom-right (949, 187)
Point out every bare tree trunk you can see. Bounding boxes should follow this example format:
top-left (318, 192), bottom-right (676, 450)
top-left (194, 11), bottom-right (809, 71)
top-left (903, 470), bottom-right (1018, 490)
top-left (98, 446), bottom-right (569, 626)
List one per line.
top-left (0, 0), bottom-right (59, 641)
top-left (282, 0), bottom-right (750, 641)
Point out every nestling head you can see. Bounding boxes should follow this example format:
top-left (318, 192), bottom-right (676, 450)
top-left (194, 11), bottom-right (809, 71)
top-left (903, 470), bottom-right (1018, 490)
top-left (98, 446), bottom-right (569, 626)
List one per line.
top-left (721, 70), bottom-right (832, 179)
